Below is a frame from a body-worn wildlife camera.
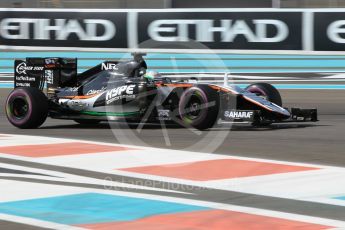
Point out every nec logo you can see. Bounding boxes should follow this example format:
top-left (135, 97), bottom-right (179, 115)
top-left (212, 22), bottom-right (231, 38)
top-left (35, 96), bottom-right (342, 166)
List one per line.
top-left (101, 63), bottom-right (118, 71)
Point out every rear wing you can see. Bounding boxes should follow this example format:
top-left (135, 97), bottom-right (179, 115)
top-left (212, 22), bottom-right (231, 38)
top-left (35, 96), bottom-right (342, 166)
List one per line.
top-left (14, 58), bottom-right (77, 89)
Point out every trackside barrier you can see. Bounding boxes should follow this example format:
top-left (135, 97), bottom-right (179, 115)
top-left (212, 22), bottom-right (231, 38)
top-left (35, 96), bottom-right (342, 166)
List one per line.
top-left (1, 8), bottom-right (345, 52)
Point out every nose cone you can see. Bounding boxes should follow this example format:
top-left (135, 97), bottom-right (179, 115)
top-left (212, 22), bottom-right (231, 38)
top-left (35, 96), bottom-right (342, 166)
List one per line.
top-left (270, 103), bottom-right (291, 117)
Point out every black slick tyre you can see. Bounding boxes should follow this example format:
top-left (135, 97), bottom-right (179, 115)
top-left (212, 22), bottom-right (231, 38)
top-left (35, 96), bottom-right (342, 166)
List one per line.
top-left (5, 87), bottom-right (48, 129)
top-left (178, 85), bottom-right (219, 130)
top-left (245, 83), bottom-right (282, 106)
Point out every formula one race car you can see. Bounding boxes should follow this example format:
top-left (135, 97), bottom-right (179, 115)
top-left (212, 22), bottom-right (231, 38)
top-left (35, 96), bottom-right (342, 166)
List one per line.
top-left (5, 53), bottom-right (318, 130)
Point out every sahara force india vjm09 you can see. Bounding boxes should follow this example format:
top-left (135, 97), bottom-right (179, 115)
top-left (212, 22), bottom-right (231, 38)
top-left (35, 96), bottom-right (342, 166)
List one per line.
top-left (5, 54), bottom-right (318, 130)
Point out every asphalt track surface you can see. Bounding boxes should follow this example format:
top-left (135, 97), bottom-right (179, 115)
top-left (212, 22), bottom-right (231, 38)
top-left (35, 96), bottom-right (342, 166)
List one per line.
top-left (1, 87), bottom-right (345, 229)
top-left (0, 220), bottom-right (47, 230)
top-left (1, 88), bottom-right (345, 166)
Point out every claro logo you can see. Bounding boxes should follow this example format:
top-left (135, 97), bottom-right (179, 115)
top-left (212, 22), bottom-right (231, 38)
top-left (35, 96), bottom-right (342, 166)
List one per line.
top-left (0, 18), bottom-right (116, 41)
top-left (148, 19), bottom-right (289, 43)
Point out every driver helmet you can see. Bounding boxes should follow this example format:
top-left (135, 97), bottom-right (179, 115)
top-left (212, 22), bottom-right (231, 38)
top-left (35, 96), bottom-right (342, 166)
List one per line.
top-left (144, 70), bottom-right (161, 80)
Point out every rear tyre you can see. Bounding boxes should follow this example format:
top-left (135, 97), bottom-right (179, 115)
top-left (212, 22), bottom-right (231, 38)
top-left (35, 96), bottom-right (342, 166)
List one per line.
top-left (178, 85), bottom-right (219, 130)
top-left (74, 119), bottom-right (101, 125)
top-left (5, 87), bottom-right (48, 129)
top-left (245, 83), bottom-right (282, 106)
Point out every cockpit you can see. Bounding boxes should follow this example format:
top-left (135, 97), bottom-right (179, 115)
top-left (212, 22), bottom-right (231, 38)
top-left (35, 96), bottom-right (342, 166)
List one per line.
top-left (108, 60), bottom-right (147, 78)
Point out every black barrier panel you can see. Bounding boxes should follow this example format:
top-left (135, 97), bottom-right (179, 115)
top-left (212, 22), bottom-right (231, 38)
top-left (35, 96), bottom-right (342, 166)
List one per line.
top-left (0, 11), bottom-right (127, 48)
top-left (137, 12), bottom-right (303, 50)
top-left (314, 12), bottom-right (345, 51)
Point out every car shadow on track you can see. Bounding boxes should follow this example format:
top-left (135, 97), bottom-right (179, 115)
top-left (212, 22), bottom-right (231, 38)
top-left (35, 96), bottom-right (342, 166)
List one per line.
top-left (226, 123), bottom-right (325, 131)
top-left (39, 122), bottom-right (182, 130)
top-left (39, 122), bottom-right (326, 131)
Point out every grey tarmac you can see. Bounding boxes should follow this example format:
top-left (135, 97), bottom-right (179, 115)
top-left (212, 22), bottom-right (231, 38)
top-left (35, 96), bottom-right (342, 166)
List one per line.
top-left (1, 87), bottom-right (345, 228)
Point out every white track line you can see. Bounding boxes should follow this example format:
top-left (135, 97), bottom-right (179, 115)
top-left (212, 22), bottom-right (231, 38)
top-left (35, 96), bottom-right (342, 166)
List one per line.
top-left (0, 162), bottom-right (186, 195)
top-left (0, 133), bottom-right (341, 170)
top-left (1, 180), bottom-right (345, 229)
top-left (1, 134), bottom-right (345, 228)
top-left (0, 214), bottom-right (86, 230)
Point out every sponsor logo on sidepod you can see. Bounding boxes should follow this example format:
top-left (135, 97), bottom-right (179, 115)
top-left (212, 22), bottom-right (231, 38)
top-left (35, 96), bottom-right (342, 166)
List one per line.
top-left (106, 85), bottom-right (136, 104)
top-left (87, 87), bottom-right (106, 96)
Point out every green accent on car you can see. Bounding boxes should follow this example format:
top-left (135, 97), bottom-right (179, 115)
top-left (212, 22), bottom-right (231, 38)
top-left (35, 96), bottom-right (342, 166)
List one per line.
top-left (144, 73), bottom-right (154, 80)
top-left (80, 111), bottom-right (140, 117)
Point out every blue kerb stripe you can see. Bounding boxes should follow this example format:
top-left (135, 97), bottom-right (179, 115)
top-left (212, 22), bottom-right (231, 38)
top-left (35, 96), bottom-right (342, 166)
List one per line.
top-left (334, 196), bottom-right (345, 200)
top-left (0, 193), bottom-right (209, 225)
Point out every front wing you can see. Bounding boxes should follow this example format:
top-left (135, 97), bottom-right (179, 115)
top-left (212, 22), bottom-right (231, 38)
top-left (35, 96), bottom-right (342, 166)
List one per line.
top-left (221, 108), bottom-right (318, 124)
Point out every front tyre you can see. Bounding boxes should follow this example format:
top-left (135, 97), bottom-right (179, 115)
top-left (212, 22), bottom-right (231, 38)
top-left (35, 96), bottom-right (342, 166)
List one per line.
top-left (245, 83), bottom-right (282, 127)
top-left (5, 87), bottom-right (48, 129)
top-left (178, 86), bottom-right (219, 130)
top-left (245, 83), bottom-right (282, 106)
